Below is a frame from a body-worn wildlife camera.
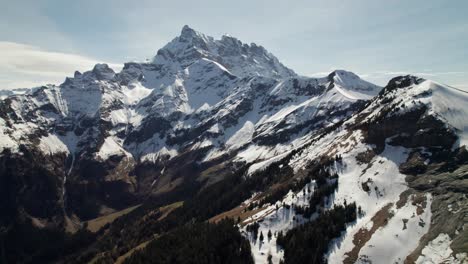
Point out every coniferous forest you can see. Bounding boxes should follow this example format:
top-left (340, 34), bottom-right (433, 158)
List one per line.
top-left (277, 203), bottom-right (357, 264)
top-left (125, 219), bottom-right (253, 264)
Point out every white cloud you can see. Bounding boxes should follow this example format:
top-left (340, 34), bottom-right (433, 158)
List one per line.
top-left (0, 41), bottom-right (122, 90)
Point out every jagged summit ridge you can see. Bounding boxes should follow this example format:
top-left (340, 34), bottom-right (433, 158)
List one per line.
top-left (153, 25), bottom-right (296, 79)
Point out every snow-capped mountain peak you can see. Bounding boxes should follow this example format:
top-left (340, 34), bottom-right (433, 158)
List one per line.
top-left (153, 25), bottom-right (296, 79)
top-left (328, 69), bottom-right (382, 100)
top-left (179, 25), bottom-right (211, 43)
top-left (381, 75), bottom-right (425, 94)
top-left (374, 76), bottom-right (468, 147)
top-left (91, 63), bottom-right (116, 80)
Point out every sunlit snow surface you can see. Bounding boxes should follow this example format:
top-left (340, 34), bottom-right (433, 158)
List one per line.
top-left (416, 234), bottom-right (467, 264)
top-left (241, 125), bottom-right (439, 264)
top-left (241, 182), bottom-right (316, 264)
top-left (232, 78), bottom-right (468, 263)
top-left (96, 136), bottom-right (131, 160)
top-left (363, 79), bottom-right (468, 148)
top-left (39, 134), bottom-right (69, 155)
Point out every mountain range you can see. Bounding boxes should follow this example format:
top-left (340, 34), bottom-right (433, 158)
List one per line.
top-left (0, 25), bottom-right (467, 264)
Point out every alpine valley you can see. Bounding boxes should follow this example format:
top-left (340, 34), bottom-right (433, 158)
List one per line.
top-left (1, 26), bottom-right (467, 264)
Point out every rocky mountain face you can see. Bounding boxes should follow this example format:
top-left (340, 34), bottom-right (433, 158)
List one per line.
top-left (0, 26), bottom-right (467, 264)
top-left (0, 87), bottom-right (33, 99)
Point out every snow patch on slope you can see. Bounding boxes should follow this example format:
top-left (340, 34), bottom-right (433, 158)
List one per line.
top-left (141, 147), bottom-right (178, 163)
top-left (97, 137), bottom-right (130, 160)
top-left (416, 233), bottom-right (467, 264)
top-left (207, 123), bottom-right (220, 134)
top-left (39, 134), bottom-right (69, 155)
top-left (427, 82), bottom-right (468, 147)
top-left (226, 121), bottom-right (255, 150)
top-left (122, 82), bottom-right (152, 105)
top-left (0, 118), bottom-right (18, 152)
top-left (358, 194), bottom-right (432, 263)
top-left (327, 143), bottom-right (412, 263)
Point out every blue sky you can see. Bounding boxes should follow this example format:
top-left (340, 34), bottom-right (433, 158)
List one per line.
top-left (1, 0), bottom-right (467, 90)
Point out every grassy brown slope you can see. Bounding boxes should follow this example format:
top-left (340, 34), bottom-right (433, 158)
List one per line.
top-left (85, 204), bottom-right (141, 233)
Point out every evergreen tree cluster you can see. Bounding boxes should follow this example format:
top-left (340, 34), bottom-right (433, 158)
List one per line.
top-left (293, 158), bottom-right (341, 218)
top-left (124, 219), bottom-right (253, 264)
top-left (294, 180), bottom-right (338, 218)
top-left (255, 155), bottom-right (341, 211)
top-left (245, 221), bottom-right (260, 240)
top-left (276, 203), bottom-right (357, 264)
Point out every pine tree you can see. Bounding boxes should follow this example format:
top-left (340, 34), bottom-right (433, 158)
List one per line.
top-left (267, 229), bottom-right (272, 241)
top-left (267, 253), bottom-right (273, 264)
top-left (259, 231), bottom-right (264, 243)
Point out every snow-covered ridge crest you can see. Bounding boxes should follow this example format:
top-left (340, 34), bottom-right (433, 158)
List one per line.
top-left (328, 69), bottom-right (382, 100)
top-left (375, 75), bottom-right (468, 147)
